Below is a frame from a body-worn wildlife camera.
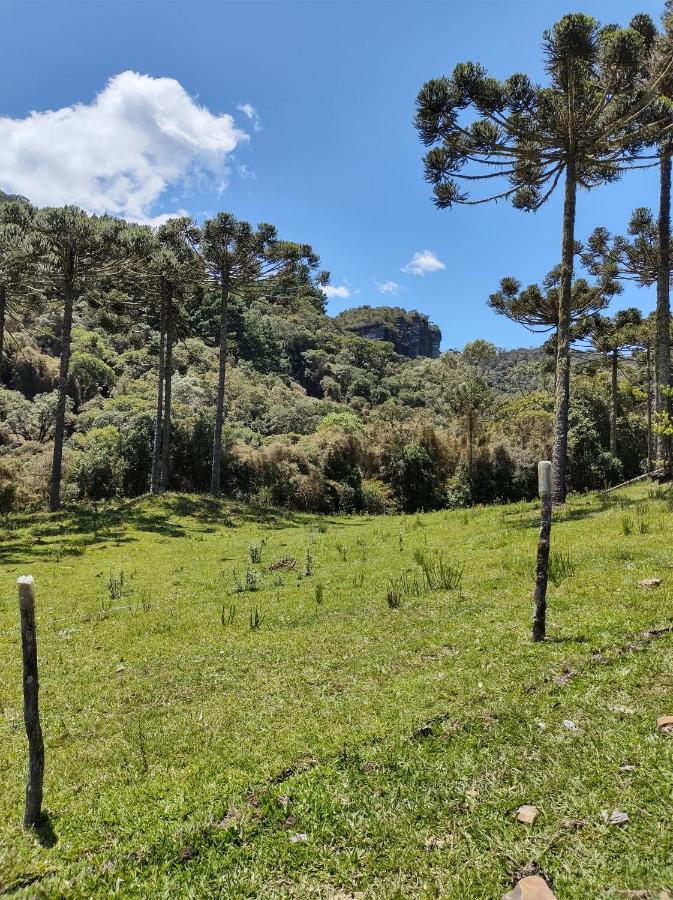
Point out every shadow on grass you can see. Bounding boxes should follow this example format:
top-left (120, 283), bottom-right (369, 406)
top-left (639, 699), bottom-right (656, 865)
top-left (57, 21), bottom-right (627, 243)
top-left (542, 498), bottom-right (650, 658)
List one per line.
top-left (0, 492), bottom-right (352, 565)
top-left (545, 634), bottom-right (589, 645)
top-left (34, 810), bottom-right (58, 848)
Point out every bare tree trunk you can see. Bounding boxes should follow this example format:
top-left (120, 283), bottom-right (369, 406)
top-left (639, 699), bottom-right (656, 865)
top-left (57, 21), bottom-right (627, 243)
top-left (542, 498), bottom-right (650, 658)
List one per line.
top-left (610, 347), bottom-right (618, 458)
top-left (467, 411), bottom-right (473, 476)
top-left (150, 291), bottom-right (167, 493)
top-left (17, 576), bottom-right (44, 829)
top-left (646, 343), bottom-right (653, 471)
top-left (656, 150), bottom-right (672, 469)
top-left (49, 278), bottom-right (75, 512)
top-left (552, 157), bottom-right (577, 505)
top-left (160, 295), bottom-right (173, 493)
top-left (210, 276), bottom-right (229, 495)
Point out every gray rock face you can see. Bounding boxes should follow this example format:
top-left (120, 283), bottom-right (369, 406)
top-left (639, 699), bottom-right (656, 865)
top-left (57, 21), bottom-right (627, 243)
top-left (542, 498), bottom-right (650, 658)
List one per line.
top-left (337, 306), bottom-right (441, 359)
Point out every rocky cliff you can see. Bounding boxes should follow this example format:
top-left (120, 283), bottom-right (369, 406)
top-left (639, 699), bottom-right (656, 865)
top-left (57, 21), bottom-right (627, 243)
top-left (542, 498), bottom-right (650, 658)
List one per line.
top-left (336, 306), bottom-right (441, 359)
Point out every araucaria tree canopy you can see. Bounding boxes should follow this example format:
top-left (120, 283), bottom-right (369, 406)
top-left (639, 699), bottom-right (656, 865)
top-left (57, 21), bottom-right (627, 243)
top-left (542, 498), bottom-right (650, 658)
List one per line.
top-left (415, 12), bottom-right (673, 501)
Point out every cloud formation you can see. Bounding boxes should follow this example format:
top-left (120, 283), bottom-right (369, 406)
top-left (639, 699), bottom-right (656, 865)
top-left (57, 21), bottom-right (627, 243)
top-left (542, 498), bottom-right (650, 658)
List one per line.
top-left (0, 71), bottom-right (249, 223)
top-left (401, 249), bottom-right (445, 276)
top-left (374, 279), bottom-right (401, 295)
top-left (237, 102), bottom-right (262, 131)
top-left (322, 284), bottom-right (352, 299)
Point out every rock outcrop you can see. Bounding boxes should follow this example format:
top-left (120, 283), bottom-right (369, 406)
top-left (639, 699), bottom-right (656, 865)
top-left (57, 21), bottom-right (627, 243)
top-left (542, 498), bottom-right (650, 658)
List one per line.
top-left (336, 306), bottom-right (441, 359)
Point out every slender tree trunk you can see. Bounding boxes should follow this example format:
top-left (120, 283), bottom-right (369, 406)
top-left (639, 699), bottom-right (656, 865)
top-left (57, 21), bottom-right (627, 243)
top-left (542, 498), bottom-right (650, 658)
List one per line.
top-left (646, 343), bottom-right (653, 471)
top-left (467, 412), bottom-right (473, 476)
top-left (656, 149), bottom-right (672, 469)
top-left (160, 295), bottom-right (173, 493)
top-left (150, 291), bottom-right (166, 493)
top-left (49, 277), bottom-right (75, 512)
top-left (0, 284), bottom-right (6, 383)
top-left (210, 275), bottom-right (229, 495)
top-left (551, 157), bottom-right (577, 504)
top-left (610, 348), bottom-right (618, 458)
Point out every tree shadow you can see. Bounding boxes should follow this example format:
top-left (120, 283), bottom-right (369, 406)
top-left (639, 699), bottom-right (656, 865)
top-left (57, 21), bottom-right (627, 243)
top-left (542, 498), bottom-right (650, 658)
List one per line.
top-left (33, 810), bottom-right (58, 848)
top-left (545, 634), bottom-right (589, 644)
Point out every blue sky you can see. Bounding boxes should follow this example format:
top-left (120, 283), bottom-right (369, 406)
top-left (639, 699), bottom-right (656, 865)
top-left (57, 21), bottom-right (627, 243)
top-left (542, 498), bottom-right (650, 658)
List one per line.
top-left (0, 0), bottom-right (667, 350)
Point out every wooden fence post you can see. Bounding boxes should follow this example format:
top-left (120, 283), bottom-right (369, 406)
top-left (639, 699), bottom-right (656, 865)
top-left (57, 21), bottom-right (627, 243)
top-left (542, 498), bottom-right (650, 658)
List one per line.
top-left (17, 575), bottom-right (44, 828)
top-left (532, 462), bottom-right (552, 643)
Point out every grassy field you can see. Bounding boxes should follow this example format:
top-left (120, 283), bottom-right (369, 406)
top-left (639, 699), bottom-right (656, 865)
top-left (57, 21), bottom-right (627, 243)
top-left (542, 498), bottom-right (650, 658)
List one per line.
top-left (1, 485), bottom-right (673, 898)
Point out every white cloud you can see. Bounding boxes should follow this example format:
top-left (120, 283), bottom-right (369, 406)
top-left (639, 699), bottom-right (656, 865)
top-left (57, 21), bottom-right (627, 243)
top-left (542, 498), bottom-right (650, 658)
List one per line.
top-left (237, 102), bottom-right (262, 131)
top-left (401, 249), bottom-right (445, 276)
top-left (0, 71), bottom-right (249, 223)
top-left (374, 279), bottom-right (402, 295)
top-left (322, 284), bottom-right (352, 299)
top-left (237, 163), bottom-right (257, 181)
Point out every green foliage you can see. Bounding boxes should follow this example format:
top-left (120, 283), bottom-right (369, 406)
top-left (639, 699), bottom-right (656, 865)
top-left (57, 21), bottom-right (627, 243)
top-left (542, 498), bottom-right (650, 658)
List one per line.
top-left (72, 425), bottom-right (125, 500)
top-left (383, 439), bottom-right (447, 513)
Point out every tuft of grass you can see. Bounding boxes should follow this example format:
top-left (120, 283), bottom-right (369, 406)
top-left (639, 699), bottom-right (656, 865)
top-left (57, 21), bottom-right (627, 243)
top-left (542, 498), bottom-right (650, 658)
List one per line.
top-left (386, 582), bottom-right (402, 608)
top-left (221, 603), bottom-right (236, 626)
top-left (415, 550), bottom-right (463, 591)
top-left (548, 549), bottom-right (576, 586)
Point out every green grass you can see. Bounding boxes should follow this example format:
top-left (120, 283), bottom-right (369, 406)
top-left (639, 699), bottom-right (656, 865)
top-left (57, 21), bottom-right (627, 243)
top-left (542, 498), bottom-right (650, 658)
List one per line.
top-left (1, 486), bottom-right (673, 897)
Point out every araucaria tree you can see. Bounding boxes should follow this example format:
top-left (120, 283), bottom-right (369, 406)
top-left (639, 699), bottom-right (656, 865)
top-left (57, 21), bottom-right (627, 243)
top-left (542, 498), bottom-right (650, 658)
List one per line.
top-left (0, 199), bottom-right (35, 376)
top-left (27, 208), bottom-right (126, 510)
top-left (191, 214), bottom-right (325, 495)
top-left (415, 13), bottom-right (672, 502)
top-left (588, 309), bottom-right (644, 458)
top-left (583, 205), bottom-right (673, 464)
top-left (489, 265), bottom-right (615, 338)
top-left (140, 218), bottom-right (199, 494)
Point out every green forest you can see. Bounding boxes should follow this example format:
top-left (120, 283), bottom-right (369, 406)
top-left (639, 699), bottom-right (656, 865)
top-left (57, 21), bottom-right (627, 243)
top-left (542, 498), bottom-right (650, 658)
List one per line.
top-left (0, 204), bottom-right (664, 518)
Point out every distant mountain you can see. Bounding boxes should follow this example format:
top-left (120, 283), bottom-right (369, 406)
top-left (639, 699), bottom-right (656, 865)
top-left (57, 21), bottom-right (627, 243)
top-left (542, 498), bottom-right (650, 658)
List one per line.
top-left (336, 305), bottom-right (441, 359)
top-left (0, 188), bottom-right (29, 204)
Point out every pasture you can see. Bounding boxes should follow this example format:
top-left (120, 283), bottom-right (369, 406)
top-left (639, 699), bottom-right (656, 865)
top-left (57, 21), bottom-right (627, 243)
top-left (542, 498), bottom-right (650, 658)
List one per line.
top-left (1, 486), bottom-right (673, 897)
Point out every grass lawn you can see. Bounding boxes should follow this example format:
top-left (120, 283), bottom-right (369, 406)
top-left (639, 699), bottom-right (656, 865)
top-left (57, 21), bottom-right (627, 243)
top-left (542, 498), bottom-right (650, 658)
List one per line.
top-left (1, 485), bottom-right (673, 898)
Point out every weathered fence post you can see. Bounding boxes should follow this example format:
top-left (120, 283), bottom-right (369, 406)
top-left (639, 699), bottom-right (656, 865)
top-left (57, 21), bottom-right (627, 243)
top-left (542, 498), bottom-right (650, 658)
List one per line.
top-left (17, 575), bottom-right (44, 828)
top-left (532, 461), bottom-right (552, 643)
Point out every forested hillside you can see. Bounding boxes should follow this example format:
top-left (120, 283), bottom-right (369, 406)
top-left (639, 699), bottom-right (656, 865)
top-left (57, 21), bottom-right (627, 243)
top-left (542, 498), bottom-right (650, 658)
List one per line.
top-left (0, 202), bottom-right (655, 516)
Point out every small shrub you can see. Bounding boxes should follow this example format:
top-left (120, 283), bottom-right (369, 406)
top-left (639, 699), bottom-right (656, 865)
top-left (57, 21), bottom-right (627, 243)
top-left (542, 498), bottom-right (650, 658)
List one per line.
top-left (233, 568), bottom-right (262, 593)
top-left (315, 582), bottom-right (324, 605)
top-left (361, 478), bottom-right (396, 514)
top-left (249, 607), bottom-right (262, 629)
top-left (304, 544), bottom-right (314, 577)
top-left (335, 542), bottom-right (348, 561)
top-left (246, 568), bottom-right (262, 591)
top-left (249, 541), bottom-right (263, 564)
top-left (107, 568), bottom-right (126, 602)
